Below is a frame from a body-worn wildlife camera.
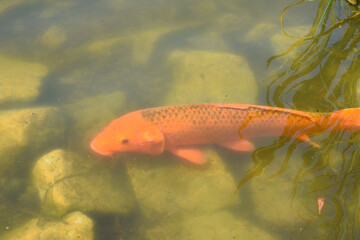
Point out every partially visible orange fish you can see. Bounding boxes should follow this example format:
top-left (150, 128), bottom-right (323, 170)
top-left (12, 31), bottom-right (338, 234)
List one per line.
top-left (90, 104), bottom-right (360, 164)
top-left (318, 197), bottom-right (325, 215)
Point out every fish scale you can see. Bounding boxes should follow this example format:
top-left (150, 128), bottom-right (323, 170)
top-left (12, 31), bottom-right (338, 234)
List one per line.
top-left (140, 104), bottom-right (323, 146)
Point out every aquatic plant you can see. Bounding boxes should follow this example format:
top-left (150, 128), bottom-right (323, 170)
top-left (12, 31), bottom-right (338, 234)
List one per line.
top-left (238, 1), bottom-right (360, 238)
top-left (267, 0), bottom-right (360, 110)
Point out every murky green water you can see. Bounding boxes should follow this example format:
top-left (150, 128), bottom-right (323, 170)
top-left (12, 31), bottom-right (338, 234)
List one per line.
top-left (1, 0), bottom-right (360, 239)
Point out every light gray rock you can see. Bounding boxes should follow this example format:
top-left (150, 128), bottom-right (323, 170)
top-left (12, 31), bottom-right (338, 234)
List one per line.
top-left (0, 0), bottom-right (28, 14)
top-left (270, 25), bottom-right (311, 55)
top-left (32, 149), bottom-right (136, 216)
top-left (41, 25), bottom-right (67, 49)
top-left (249, 175), bottom-right (304, 226)
top-left (0, 55), bottom-right (48, 106)
top-left (62, 91), bottom-right (126, 147)
top-left (186, 32), bottom-right (228, 52)
top-left (243, 148), bottom-right (315, 227)
top-left (244, 23), bottom-right (277, 44)
top-left (147, 210), bottom-right (276, 240)
top-left (86, 24), bottom-right (194, 65)
top-left (125, 149), bottom-right (239, 221)
top-left (0, 211), bottom-right (93, 240)
top-left (0, 107), bottom-right (65, 175)
top-left (164, 50), bottom-right (258, 105)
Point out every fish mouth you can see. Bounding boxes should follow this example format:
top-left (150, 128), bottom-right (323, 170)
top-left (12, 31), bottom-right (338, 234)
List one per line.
top-left (90, 140), bottom-right (113, 156)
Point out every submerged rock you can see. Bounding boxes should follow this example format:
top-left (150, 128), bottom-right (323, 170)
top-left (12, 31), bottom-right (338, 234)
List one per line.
top-left (32, 149), bottom-right (136, 216)
top-left (125, 149), bottom-right (239, 220)
top-left (241, 147), bottom-right (314, 228)
top-left (0, 0), bottom-right (27, 14)
top-left (0, 107), bottom-right (65, 175)
top-left (270, 25), bottom-right (311, 55)
top-left (250, 176), bottom-right (303, 226)
top-left (62, 91), bottom-right (126, 147)
top-left (186, 32), bottom-right (228, 52)
top-left (1, 211), bottom-right (93, 240)
top-left (41, 25), bottom-right (67, 49)
top-left (164, 50), bottom-right (258, 105)
top-left (0, 55), bottom-right (48, 106)
top-left (147, 210), bottom-right (276, 240)
top-left (87, 25), bottom-right (191, 65)
top-left (244, 23), bottom-right (277, 44)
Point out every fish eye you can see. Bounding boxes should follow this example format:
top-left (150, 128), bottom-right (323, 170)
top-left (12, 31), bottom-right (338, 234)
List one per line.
top-left (121, 139), bottom-right (129, 144)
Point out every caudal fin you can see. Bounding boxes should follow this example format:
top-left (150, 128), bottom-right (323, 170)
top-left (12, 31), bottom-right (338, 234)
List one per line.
top-left (323, 108), bottom-right (360, 132)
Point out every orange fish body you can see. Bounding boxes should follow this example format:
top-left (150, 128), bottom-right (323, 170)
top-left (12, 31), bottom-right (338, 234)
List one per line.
top-left (90, 104), bottom-right (360, 164)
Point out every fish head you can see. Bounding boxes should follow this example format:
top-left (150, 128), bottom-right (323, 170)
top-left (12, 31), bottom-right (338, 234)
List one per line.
top-left (90, 111), bottom-right (165, 156)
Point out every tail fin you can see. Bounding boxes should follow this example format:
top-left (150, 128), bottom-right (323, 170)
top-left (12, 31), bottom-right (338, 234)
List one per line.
top-left (321, 108), bottom-right (360, 132)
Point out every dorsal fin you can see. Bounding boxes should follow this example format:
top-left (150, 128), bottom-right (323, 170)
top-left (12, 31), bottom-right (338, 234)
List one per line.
top-left (215, 104), bottom-right (317, 123)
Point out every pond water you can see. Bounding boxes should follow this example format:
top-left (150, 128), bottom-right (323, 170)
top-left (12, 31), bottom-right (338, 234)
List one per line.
top-left (1, 0), bottom-right (360, 239)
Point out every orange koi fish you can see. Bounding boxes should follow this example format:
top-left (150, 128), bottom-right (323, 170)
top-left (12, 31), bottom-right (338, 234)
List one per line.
top-left (90, 104), bottom-right (360, 164)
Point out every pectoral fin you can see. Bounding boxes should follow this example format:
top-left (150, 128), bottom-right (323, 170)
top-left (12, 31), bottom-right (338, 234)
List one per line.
top-left (218, 139), bottom-right (255, 152)
top-left (169, 147), bottom-right (206, 164)
top-left (142, 129), bottom-right (164, 143)
top-left (139, 128), bottom-right (165, 154)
